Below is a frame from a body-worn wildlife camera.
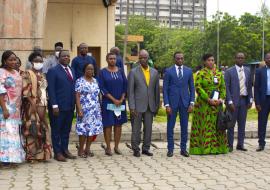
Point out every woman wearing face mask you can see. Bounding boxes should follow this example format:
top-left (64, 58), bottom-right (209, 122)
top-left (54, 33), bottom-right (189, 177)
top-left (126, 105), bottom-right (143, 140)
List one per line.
top-left (75, 63), bottom-right (103, 158)
top-left (21, 52), bottom-right (52, 162)
top-left (0, 50), bottom-right (25, 167)
top-left (189, 53), bottom-right (228, 155)
top-left (99, 52), bottom-right (128, 156)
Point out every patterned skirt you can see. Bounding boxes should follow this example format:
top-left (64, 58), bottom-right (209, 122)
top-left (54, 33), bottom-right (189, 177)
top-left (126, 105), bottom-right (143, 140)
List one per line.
top-left (189, 101), bottom-right (229, 155)
top-left (0, 119), bottom-right (25, 163)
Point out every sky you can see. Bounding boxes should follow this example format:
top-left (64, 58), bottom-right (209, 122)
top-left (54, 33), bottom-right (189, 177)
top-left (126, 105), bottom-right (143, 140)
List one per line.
top-left (207, 0), bottom-right (270, 19)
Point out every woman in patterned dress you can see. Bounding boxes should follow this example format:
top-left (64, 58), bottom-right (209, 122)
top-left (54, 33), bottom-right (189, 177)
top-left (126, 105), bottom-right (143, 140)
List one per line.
top-left (75, 63), bottom-right (103, 158)
top-left (21, 52), bottom-right (52, 162)
top-left (0, 50), bottom-right (25, 166)
top-left (189, 53), bottom-right (228, 155)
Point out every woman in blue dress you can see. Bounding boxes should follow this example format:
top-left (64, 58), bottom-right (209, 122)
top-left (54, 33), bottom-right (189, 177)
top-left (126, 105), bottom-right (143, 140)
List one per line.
top-left (75, 64), bottom-right (103, 158)
top-left (99, 52), bottom-right (128, 156)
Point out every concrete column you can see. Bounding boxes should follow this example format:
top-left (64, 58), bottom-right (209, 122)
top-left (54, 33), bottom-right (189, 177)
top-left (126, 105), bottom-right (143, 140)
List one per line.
top-left (0, 0), bottom-right (48, 66)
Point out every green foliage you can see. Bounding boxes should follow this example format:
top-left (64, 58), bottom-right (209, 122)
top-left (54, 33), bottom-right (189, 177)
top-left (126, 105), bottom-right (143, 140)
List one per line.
top-left (116, 11), bottom-right (270, 69)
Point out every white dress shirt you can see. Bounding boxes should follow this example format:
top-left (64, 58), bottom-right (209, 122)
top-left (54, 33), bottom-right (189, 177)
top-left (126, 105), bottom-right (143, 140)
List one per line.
top-left (175, 65), bottom-right (183, 78)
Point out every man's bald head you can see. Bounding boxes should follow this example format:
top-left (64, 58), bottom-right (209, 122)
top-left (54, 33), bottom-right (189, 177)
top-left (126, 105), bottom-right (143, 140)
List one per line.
top-left (139, 49), bottom-right (149, 68)
top-left (79, 43), bottom-right (88, 56)
top-left (110, 47), bottom-right (120, 55)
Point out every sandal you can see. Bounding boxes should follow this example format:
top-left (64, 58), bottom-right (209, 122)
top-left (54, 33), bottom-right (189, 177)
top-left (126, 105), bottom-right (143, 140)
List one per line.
top-left (105, 149), bottom-right (112, 156)
top-left (85, 151), bottom-right (94, 157)
top-left (78, 152), bottom-right (87, 158)
top-left (101, 143), bottom-right (112, 156)
top-left (114, 148), bottom-right (122, 155)
top-left (76, 144), bottom-right (87, 158)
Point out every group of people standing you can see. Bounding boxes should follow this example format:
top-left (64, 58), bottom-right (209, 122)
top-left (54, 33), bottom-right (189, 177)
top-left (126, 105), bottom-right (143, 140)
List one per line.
top-left (0, 42), bottom-right (269, 167)
top-left (165, 52), bottom-right (270, 157)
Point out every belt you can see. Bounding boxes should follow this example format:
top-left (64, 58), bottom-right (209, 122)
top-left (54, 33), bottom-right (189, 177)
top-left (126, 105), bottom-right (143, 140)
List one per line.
top-left (240, 95), bottom-right (247, 98)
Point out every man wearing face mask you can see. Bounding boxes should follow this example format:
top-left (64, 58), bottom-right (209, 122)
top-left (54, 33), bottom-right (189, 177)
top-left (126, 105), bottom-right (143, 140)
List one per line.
top-left (42, 42), bottom-right (63, 74)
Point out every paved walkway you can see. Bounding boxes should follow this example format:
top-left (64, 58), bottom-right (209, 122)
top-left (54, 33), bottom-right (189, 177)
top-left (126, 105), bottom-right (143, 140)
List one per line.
top-left (0, 139), bottom-right (270, 190)
top-left (70, 121), bottom-right (269, 142)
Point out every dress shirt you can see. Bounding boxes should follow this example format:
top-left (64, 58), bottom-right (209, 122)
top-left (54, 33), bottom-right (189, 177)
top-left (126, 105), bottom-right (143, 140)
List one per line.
top-left (267, 66), bottom-right (270, 95)
top-left (235, 65), bottom-right (247, 96)
top-left (141, 65), bottom-right (150, 86)
top-left (175, 65), bottom-right (183, 78)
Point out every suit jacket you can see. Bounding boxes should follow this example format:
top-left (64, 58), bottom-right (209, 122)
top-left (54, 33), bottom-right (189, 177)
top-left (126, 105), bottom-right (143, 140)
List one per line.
top-left (254, 66), bottom-right (269, 106)
top-left (163, 65), bottom-right (195, 109)
top-left (225, 66), bottom-right (253, 106)
top-left (128, 66), bottom-right (160, 113)
top-left (47, 64), bottom-right (76, 111)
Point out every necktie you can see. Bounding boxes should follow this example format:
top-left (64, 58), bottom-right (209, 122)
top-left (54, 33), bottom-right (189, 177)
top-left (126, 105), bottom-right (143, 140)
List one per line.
top-left (64, 67), bottom-right (73, 81)
top-left (178, 66), bottom-right (183, 79)
top-left (239, 68), bottom-right (245, 95)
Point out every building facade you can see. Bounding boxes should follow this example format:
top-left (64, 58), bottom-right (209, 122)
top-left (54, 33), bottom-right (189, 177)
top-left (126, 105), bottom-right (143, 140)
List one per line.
top-left (115, 0), bottom-right (207, 28)
top-left (0, 0), bottom-right (117, 69)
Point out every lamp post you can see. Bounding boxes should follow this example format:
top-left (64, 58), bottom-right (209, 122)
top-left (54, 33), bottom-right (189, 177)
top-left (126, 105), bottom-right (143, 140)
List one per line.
top-left (123, 0), bottom-right (130, 74)
top-left (262, 0), bottom-right (266, 61)
top-left (217, 0), bottom-right (220, 68)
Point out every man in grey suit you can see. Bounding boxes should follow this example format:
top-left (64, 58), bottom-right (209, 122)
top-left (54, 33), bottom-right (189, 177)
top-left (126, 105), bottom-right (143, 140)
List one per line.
top-left (225, 52), bottom-right (253, 152)
top-left (128, 50), bottom-right (160, 157)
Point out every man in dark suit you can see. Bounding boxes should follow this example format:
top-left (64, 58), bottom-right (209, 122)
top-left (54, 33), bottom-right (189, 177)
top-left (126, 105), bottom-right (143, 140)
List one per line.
top-left (225, 52), bottom-right (253, 152)
top-left (163, 52), bottom-right (195, 157)
top-left (128, 50), bottom-right (160, 157)
top-left (47, 50), bottom-right (76, 162)
top-left (254, 53), bottom-right (270, 151)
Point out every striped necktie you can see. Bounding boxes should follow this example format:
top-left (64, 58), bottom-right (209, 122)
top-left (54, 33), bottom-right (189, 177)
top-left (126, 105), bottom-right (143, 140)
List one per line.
top-left (239, 68), bottom-right (245, 95)
top-left (178, 66), bottom-right (183, 79)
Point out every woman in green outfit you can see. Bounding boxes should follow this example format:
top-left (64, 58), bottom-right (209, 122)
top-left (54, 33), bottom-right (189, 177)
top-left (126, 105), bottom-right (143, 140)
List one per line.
top-left (189, 53), bottom-right (228, 155)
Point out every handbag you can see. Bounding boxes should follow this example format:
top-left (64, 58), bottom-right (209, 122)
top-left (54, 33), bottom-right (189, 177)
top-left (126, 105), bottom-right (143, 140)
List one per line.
top-left (216, 104), bottom-right (233, 131)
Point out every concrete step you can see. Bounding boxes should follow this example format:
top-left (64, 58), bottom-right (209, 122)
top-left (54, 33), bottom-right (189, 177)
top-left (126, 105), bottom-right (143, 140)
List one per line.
top-left (69, 121), bottom-right (269, 143)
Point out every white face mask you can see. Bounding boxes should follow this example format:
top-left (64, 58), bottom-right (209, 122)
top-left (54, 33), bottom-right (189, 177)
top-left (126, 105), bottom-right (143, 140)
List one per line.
top-left (114, 110), bottom-right (121, 117)
top-left (33, 62), bottom-right (43, 70)
top-left (55, 51), bottom-right (60, 58)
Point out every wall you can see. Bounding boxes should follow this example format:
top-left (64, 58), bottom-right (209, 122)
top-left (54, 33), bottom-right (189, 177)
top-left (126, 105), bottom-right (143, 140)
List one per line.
top-left (0, 0), bottom-right (48, 65)
top-left (44, 0), bottom-right (116, 69)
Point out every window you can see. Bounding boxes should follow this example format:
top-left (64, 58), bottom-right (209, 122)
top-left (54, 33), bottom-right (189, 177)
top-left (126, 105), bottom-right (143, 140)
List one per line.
top-left (171, 9), bottom-right (181, 14)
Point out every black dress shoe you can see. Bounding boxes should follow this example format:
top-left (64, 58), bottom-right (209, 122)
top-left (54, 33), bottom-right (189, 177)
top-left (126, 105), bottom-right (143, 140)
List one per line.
top-left (180, 151), bottom-right (189, 157)
top-left (236, 146), bottom-right (247, 151)
top-left (142, 150), bottom-right (153, 156)
top-left (63, 150), bottom-right (77, 159)
top-left (133, 151), bottom-right (141, 157)
top-left (256, 146), bottom-right (265, 152)
top-left (167, 151), bottom-right (173, 157)
top-left (228, 146), bottom-right (233, 152)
